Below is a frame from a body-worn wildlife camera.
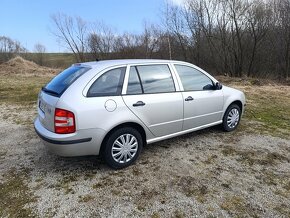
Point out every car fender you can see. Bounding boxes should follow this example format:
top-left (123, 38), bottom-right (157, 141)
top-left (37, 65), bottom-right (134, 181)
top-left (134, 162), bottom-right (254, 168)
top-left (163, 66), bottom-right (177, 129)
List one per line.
top-left (222, 86), bottom-right (246, 117)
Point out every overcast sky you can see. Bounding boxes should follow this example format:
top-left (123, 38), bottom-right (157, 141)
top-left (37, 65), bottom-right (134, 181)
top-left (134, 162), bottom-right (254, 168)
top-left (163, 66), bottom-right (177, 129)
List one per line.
top-left (0, 0), bottom-right (185, 52)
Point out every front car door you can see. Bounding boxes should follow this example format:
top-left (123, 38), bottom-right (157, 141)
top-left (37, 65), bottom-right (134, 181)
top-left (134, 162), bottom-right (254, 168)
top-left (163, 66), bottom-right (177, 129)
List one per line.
top-left (173, 64), bottom-right (224, 130)
top-left (122, 64), bottom-right (183, 137)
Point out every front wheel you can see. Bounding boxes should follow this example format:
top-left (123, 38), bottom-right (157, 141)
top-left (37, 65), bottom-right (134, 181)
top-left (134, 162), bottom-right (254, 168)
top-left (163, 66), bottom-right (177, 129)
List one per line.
top-left (103, 127), bottom-right (143, 169)
top-left (222, 104), bottom-right (241, 132)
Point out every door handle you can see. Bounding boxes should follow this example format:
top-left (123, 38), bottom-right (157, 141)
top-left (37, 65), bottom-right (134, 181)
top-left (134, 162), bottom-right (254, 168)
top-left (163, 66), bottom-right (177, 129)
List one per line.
top-left (133, 101), bottom-right (145, 107)
top-left (185, 96), bottom-right (194, 101)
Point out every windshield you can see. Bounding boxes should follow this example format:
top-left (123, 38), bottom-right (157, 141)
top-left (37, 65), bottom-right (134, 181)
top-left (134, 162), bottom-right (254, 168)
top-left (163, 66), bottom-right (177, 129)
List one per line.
top-left (43, 66), bottom-right (90, 96)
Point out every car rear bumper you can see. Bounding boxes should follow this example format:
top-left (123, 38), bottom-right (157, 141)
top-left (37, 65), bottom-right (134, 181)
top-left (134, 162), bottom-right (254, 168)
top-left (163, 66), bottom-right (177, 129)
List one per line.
top-left (34, 117), bottom-right (106, 156)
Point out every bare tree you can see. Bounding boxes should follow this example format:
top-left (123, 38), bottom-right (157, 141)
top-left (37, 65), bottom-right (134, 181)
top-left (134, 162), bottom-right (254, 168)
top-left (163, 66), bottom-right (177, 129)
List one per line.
top-left (165, 4), bottom-right (190, 61)
top-left (274, 0), bottom-right (290, 80)
top-left (186, 0), bottom-right (228, 73)
top-left (246, 0), bottom-right (271, 77)
top-left (50, 13), bottom-right (87, 62)
top-left (114, 33), bottom-right (142, 58)
top-left (87, 22), bottom-right (116, 60)
top-left (34, 43), bottom-right (46, 65)
top-left (45, 0), bottom-right (290, 80)
top-left (0, 36), bottom-right (26, 63)
top-left (139, 23), bottom-right (160, 58)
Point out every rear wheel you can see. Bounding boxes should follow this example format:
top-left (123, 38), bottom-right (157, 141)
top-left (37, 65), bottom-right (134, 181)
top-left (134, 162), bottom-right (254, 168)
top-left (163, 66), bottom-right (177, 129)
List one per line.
top-left (222, 104), bottom-right (241, 132)
top-left (103, 127), bottom-right (143, 169)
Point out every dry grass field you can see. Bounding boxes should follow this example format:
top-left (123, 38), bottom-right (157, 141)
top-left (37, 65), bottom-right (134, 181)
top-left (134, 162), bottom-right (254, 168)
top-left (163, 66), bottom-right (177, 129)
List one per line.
top-left (0, 57), bottom-right (289, 217)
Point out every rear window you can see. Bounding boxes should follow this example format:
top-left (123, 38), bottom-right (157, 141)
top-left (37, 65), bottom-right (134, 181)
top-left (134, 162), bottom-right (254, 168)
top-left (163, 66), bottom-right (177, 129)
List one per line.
top-left (43, 66), bottom-right (90, 96)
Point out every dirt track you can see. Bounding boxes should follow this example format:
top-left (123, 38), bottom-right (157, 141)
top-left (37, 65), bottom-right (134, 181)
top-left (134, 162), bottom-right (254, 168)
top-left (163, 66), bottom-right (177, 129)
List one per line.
top-left (0, 103), bottom-right (290, 217)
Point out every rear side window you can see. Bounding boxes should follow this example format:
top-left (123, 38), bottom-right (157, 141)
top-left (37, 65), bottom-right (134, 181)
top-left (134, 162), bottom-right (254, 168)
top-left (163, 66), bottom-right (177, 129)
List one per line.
top-left (127, 65), bottom-right (175, 94)
top-left (44, 66), bottom-right (89, 96)
top-left (175, 65), bottom-right (214, 91)
top-left (87, 67), bottom-right (126, 97)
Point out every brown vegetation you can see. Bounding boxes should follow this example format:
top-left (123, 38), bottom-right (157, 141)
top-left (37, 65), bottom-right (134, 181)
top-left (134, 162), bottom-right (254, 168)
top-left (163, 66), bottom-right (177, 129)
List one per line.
top-left (0, 56), bottom-right (59, 76)
top-left (0, 57), bottom-right (57, 106)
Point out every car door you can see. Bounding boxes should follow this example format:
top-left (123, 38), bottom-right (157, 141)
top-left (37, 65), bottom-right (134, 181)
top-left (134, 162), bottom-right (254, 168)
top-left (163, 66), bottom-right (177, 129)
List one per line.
top-left (174, 64), bottom-right (224, 130)
top-left (122, 64), bottom-right (183, 137)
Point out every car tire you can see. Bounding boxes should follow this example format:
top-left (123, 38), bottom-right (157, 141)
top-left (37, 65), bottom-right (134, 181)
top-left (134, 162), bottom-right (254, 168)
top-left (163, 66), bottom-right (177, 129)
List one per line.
top-left (222, 104), bottom-right (241, 132)
top-left (103, 127), bottom-right (143, 169)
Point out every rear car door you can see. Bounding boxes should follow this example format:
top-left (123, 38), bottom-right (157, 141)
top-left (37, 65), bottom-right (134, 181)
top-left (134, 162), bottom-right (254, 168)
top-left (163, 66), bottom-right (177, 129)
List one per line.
top-left (122, 64), bottom-right (183, 137)
top-left (174, 65), bottom-right (224, 130)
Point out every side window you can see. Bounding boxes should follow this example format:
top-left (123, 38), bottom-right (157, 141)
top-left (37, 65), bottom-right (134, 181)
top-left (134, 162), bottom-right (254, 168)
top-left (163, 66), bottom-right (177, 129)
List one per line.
top-left (134, 65), bottom-right (175, 94)
top-left (127, 67), bottom-right (143, 94)
top-left (175, 65), bottom-right (214, 91)
top-left (87, 67), bottom-right (126, 97)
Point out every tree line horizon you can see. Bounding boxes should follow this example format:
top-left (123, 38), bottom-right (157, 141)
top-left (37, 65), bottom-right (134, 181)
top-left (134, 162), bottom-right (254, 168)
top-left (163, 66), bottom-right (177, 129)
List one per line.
top-left (1, 0), bottom-right (290, 80)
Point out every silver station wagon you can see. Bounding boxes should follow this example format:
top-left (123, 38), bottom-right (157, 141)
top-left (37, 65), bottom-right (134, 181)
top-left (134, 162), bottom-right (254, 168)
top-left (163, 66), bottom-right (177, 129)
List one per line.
top-left (34, 59), bottom-right (245, 169)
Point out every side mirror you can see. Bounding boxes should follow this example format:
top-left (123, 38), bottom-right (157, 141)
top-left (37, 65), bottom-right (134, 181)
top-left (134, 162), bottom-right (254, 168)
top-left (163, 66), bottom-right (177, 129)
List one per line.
top-left (215, 82), bottom-right (223, 90)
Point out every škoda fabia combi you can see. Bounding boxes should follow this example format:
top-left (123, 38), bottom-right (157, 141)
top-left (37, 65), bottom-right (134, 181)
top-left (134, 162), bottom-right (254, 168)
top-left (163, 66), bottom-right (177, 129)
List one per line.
top-left (34, 59), bottom-right (245, 169)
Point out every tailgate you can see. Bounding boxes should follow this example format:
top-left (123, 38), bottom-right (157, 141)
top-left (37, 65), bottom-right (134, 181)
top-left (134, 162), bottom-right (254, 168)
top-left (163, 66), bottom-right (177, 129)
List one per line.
top-left (38, 91), bottom-right (59, 132)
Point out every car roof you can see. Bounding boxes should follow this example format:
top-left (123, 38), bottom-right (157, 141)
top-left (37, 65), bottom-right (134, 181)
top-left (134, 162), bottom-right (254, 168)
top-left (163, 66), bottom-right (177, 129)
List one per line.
top-left (75, 59), bottom-right (190, 69)
top-left (71, 58), bottom-right (218, 84)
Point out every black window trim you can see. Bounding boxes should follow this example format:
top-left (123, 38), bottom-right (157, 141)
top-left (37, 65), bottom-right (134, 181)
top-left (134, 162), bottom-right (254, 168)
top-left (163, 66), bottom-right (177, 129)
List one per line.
top-left (125, 64), bottom-right (176, 95)
top-left (174, 64), bottom-right (216, 92)
top-left (86, 67), bottom-right (126, 97)
top-left (134, 66), bottom-right (144, 94)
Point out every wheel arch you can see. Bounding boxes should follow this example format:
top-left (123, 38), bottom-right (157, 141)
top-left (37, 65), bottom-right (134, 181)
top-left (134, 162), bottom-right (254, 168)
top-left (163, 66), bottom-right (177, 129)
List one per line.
top-left (230, 100), bottom-right (243, 112)
top-left (222, 100), bottom-right (243, 131)
top-left (222, 99), bottom-right (244, 118)
top-left (99, 122), bottom-right (147, 156)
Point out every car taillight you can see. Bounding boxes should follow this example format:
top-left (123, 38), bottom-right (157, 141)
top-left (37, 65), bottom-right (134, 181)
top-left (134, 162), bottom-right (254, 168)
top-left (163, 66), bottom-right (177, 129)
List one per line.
top-left (54, 108), bottom-right (75, 134)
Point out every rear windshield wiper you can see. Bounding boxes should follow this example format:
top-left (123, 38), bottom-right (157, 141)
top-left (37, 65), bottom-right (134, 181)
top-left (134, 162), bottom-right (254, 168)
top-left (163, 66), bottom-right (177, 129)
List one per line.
top-left (41, 87), bottom-right (60, 97)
